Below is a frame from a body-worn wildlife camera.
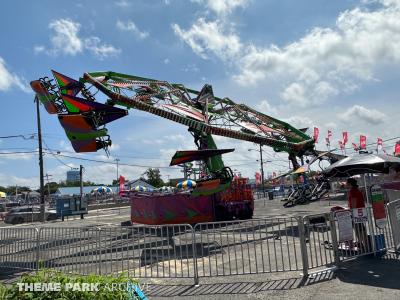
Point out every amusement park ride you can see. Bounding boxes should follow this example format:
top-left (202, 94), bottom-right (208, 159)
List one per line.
top-left (30, 70), bottom-right (330, 225)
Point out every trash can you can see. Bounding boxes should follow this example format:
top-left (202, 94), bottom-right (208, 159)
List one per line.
top-left (268, 191), bottom-right (274, 200)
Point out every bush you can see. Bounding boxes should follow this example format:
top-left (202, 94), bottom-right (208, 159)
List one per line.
top-left (1, 269), bottom-right (139, 300)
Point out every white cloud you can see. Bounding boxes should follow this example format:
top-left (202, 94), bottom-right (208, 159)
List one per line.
top-left (48, 19), bottom-right (83, 55)
top-left (172, 18), bottom-right (242, 60)
top-left (116, 20), bottom-right (149, 39)
top-left (39, 18), bottom-right (120, 59)
top-left (255, 99), bottom-right (277, 116)
top-left (283, 116), bottom-right (314, 130)
top-left (192, 0), bottom-right (251, 16)
top-left (233, 3), bottom-right (400, 103)
top-left (84, 37), bottom-right (121, 59)
top-left (0, 152), bottom-right (35, 161)
top-left (175, 1), bottom-right (400, 107)
top-left (0, 173), bottom-right (39, 188)
top-left (115, 0), bottom-right (131, 7)
top-left (0, 57), bottom-right (30, 92)
top-left (164, 58), bottom-right (170, 64)
top-left (339, 105), bottom-right (386, 124)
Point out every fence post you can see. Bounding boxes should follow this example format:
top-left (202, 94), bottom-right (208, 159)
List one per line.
top-left (192, 224), bottom-right (199, 286)
top-left (328, 212), bottom-right (340, 266)
top-left (97, 227), bottom-right (102, 275)
top-left (297, 216), bottom-right (309, 277)
top-left (35, 228), bottom-right (40, 272)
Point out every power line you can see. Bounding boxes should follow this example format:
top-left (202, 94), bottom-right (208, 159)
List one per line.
top-left (0, 134), bottom-right (37, 139)
top-left (42, 139), bottom-right (73, 169)
top-left (45, 152), bottom-right (180, 169)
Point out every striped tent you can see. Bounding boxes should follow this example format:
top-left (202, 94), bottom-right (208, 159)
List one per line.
top-left (176, 180), bottom-right (196, 189)
top-left (132, 185), bottom-right (152, 192)
top-left (158, 186), bottom-right (174, 192)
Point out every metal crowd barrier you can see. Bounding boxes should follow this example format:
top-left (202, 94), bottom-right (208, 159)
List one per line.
top-left (193, 218), bottom-right (303, 278)
top-left (0, 206), bottom-right (398, 285)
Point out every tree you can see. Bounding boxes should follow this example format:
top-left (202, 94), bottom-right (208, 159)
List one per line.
top-left (145, 168), bottom-right (164, 188)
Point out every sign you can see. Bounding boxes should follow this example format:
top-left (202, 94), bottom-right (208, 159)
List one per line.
top-left (387, 199), bottom-right (400, 252)
top-left (313, 127), bottom-right (319, 143)
top-left (343, 131), bottom-right (348, 145)
top-left (352, 207), bottom-right (368, 223)
top-left (370, 184), bottom-right (387, 228)
top-left (360, 135), bottom-right (367, 149)
top-left (336, 210), bottom-right (353, 242)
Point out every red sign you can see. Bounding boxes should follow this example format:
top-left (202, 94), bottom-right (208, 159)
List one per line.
top-left (313, 127), bottom-right (319, 143)
top-left (119, 175), bottom-right (125, 193)
top-left (360, 135), bottom-right (367, 149)
top-left (395, 142), bottom-right (400, 156)
top-left (342, 132), bottom-right (348, 145)
top-left (255, 172), bottom-right (261, 185)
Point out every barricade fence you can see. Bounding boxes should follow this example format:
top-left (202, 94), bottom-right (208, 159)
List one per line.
top-left (0, 205), bottom-right (397, 285)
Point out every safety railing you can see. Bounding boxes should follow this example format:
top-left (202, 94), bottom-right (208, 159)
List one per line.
top-left (0, 206), bottom-right (397, 284)
top-left (193, 218), bottom-right (303, 278)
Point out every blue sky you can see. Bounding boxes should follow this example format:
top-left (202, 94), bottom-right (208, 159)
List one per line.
top-left (1, 0), bottom-right (400, 188)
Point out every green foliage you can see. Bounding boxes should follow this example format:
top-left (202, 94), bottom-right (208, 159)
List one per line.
top-left (145, 168), bottom-right (164, 188)
top-left (1, 269), bottom-right (139, 300)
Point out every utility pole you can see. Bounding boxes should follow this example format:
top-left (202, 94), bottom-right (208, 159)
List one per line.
top-left (35, 96), bottom-right (45, 222)
top-left (259, 144), bottom-right (266, 198)
top-left (80, 165), bottom-right (84, 219)
top-left (115, 158), bottom-right (120, 184)
top-left (45, 173), bottom-right (52, 204)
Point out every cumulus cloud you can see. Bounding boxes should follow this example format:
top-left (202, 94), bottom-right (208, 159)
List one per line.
top-left (172, 18), bottom-right (242, 60)
top-left (192, 0), bottom-right (251, 16)
top-left (175, 1), bottom-right (400, 107)
top-left (339, 105), bottom-right (386, 124)
top-left (116, 20), bottom-right (149, 39)
top-left (115, 0), bottom-right (131, 7)
top-left (38, 18), bottom-right (120, 59)
top-left (84, 37), bottom-right (121, 59)
top-left (0, 57), bottom-right (30, 92)
top-left (255, 99), bottom-right (278, 115)
top-left (283, 116), bottom-right (315, 130)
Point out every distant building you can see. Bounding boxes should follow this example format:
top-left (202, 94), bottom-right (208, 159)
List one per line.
top-left (66, 170), bottom-right (80, 183)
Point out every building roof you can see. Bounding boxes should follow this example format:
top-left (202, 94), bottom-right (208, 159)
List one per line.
top-left (125, 179), bottom-right (155, 189)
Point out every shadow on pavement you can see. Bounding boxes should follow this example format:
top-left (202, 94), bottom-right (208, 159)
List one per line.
top-left (337, 254), bottom-right (400, 290)
top-left (146, 271), bottom-right (335, 297)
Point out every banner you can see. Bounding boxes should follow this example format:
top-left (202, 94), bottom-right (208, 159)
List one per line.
top-left (327, 129), bottom-right (332, 140)
top-left (360, 135), bottom-right (367, 149)
top-left (377, 138), bottom-right (383, 153)
top-left (338, 140), bottom-right (344, 150)
top-left (371, 185), bottom-right (387, 228)
top-left (342, 131), bottom-right (348, 145)
top-left (119, 175), bottom-right (125, 193)
top-left (352, 143), bottom-right (359, 152)
top-left (395, 142), bottom-right (400, 157)
top-left (255, 172), bottom-right (261, 185)
top-left (313, 127), bottom-right (319, 143)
